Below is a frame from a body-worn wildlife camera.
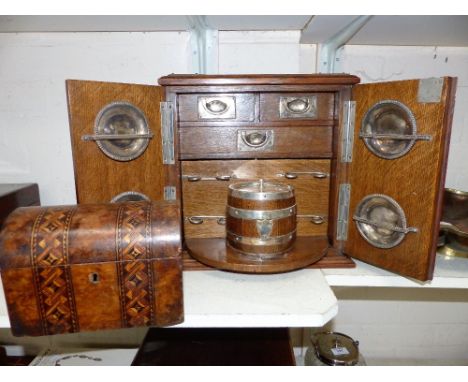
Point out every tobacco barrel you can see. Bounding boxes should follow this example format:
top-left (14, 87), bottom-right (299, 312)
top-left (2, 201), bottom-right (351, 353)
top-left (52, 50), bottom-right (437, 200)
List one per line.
top-left (226, 180), bottom-right (296, 257)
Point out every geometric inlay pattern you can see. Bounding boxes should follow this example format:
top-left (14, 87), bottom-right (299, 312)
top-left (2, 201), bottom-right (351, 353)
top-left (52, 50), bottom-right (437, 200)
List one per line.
top-left (30, 207), bottom-right (79, 335)
top-left (116, 202), bottom-right (154, 327)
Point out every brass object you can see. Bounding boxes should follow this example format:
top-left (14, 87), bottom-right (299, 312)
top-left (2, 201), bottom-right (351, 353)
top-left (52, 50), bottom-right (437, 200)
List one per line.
top-left (93, 101), bottom-right (151, 161)
top-left (438, 188), bottom-right (468, 258)
top-left (360, 100), bottom-right (430, 160)
top-left (279, 96), bottom-right (317, 119)
top-left (354, 194), bottom-right (418, 249)
top-left (306, 332), bottom-right (364, 366)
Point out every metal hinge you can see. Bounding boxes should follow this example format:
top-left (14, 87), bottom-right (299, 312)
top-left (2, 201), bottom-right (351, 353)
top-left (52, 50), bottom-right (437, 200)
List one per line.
top-left (418, 77), bottom-right (443, 103)
top-left (341, 101), bottom-right (356, 163)
top-left (164, 186), bottom-right (176, 201)
top-left (160, 102), bottom-right (175, 164)
top-left (336, 183), bottom-right (351, 241)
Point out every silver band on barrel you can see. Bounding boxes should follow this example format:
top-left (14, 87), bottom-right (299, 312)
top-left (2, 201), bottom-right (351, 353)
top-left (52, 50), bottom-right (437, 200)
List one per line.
top-left (227, 230), bottom-right (296, 246)
top-left (227, 205), bottom-right (296, 220)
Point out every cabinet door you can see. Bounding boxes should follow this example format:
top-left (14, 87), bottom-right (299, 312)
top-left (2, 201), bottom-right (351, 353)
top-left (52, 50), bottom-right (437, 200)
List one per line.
top-left (67, 80), bottom-right (177, 204)
top-left (344, 77), bottom-right (457, 280)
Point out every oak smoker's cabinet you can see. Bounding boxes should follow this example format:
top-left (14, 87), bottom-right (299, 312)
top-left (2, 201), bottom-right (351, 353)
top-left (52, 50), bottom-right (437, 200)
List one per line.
top-left (67, 74), bottom-right (456, 281)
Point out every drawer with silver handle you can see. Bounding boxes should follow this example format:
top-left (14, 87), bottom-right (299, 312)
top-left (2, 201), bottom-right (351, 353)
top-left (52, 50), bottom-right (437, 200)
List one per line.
top-left (178, 93), bottom-right (255, 122)
top-left (260, 92), bottom-right (335, 122)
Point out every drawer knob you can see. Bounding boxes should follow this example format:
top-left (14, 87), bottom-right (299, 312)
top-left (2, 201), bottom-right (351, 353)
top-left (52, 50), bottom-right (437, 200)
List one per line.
top-left (310, 216), bottom-right (325, 225)
top-left (188, 216), bottom-right (204, 225)
top-left (242, 131), bottom-right (268, 147)
top-left (205, 99), bottom-right (228, 114)
top-left (286, 98), bottom-right (310, 113)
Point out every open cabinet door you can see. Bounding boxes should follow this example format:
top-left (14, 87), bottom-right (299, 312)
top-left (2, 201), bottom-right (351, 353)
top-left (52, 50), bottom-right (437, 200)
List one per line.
top-left (67, 80), bottom-right (177, 204)
top-left (344, 77), bottom-right (457, 280)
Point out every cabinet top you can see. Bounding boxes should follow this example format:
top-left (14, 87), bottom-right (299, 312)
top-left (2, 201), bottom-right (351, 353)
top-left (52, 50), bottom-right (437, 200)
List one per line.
top-left (158, 74), bottom-right (360, 86)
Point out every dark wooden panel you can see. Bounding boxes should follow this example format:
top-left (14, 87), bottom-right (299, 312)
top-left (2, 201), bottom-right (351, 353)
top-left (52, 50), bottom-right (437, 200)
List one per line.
top-left (0, 183), bottom-right (40, 228)
top-left (132, 328), bottom-right (295, 366)
top-left (178, 93), bottom-right (256, 122)
top-left (260, 92), bottom-right (334, 121)
top-left (66, 80), bottom-right (173, 204)
top-left (179, 125), bottom-right (333, 159)
top-left (345, 77), bottom-right (457, 281)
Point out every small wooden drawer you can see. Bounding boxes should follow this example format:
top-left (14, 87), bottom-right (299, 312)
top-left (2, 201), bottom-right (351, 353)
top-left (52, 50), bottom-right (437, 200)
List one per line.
top-left (259, 92), bottom-right (335, 122)
top-left (181, 159), bottom-right (330, 239)
top-left (179, 126), bottom-right (333, 159)
top-left (178, 93), bottom-right (256, 122)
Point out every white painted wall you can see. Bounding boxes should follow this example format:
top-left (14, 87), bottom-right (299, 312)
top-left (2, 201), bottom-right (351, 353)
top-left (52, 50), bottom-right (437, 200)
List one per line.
top-left (0, 32), bottom-right (191, 205)
top-left (0, 31), bottom-right (468, 364)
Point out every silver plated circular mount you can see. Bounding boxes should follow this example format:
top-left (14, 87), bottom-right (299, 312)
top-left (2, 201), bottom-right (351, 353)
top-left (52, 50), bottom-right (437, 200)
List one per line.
top-left (353, 194), bottom-right (418, 249)
top-left (360, 100), bottom-right (418, 160)
top-left (94, 101), bottom-right (150, 161)
top-left (110, 191), bottom-right (150, 203)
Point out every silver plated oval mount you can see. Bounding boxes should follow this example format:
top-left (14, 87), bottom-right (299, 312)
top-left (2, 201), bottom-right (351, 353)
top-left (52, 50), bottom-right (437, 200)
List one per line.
top-left (110, 191), bottom-right (150, 203)
top-left (353, 194), bottom-right (418, 249)
top-left (93, 101), bottom-right (151, 161)
top-left (360, 100), bottom-right (430, 160)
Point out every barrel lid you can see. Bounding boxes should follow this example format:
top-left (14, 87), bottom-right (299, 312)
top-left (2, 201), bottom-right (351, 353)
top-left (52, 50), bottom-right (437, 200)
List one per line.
top-left (228, 180), bottom-right (294, 201)
top-left (314, 332), bottom-right (360, 366)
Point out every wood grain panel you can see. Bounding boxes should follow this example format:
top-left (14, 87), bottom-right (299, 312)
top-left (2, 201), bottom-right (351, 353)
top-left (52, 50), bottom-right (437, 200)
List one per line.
top-left (1, 268), bottom-right (43, 336)
top-left (183, 217), bottom-right (327, 239)
top-left (345, 77), bottom-right (456, 281)
top-left (70, 263), bottom-right (122, 331)
top-left (67, 80), bottom-right (174, 203)
top-left (260, 92), bottom-right (334, 121)
top-left (186, 236), bottom-right (328, 273)
top-left (159, 73), bottom-right (360, 87)
top-left (179, 125), bottom-right (333, 159)
top-left (178, 93), bottom-right (256, 122)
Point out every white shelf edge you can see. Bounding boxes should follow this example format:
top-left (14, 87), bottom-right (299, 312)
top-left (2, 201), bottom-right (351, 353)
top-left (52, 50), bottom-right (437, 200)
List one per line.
top-left (323, 256), bottom-right (468, 289)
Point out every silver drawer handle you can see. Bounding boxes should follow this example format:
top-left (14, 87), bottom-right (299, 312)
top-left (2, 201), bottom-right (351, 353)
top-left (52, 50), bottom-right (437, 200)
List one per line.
top-left (205, 99), bottom-right (228, 114)
top-left (310, 215), bottom-right (325, 225)
top-left (184, 175), bottom-right (232, 182)
top-left (82, 133), bottom-right (154, 141)
top-left (359, 133), bottom-right (432, 141)
top-left (187, 216), bottom-right (226, 225)
top-left (353, 216), bottom-right (418, 234)
top-left (241, 131), bottom-right (269, 147)
top-left (187, 176), bottom-right (201, 182)
top-left (286, 98), bottom-right (310, 114)
top-left (188, 216), bottom-right (204, 225)
top-left (297, 215), bottom-right (326, 225)
top-left (281, 171), bottom-right (329, 179)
